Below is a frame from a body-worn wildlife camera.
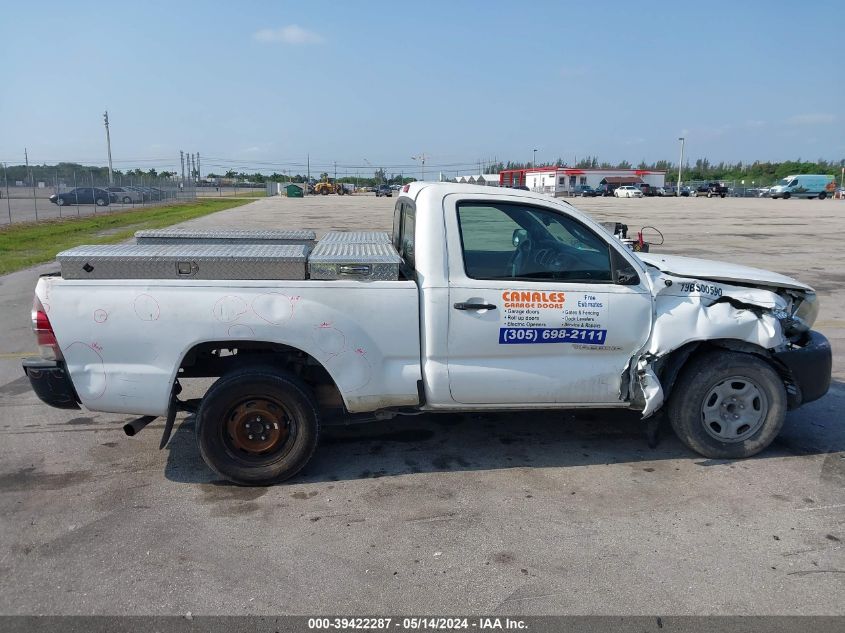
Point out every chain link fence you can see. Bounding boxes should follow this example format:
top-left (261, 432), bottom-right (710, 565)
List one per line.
top-left (0, 162), bottom-right (197, 225)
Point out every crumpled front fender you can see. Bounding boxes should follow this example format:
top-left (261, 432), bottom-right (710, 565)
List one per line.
top-left (632, 269), bottom-right (789, 417)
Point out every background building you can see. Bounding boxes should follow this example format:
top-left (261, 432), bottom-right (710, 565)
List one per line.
top-left (499, 167), bottom-right (666, 195)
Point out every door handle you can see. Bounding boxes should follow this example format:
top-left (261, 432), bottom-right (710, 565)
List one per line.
top-left (453, 302), bottom-right (497, 310)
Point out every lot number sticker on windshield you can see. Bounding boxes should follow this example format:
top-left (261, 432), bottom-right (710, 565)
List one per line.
top-left (499, 290), bottom-right (608, 345)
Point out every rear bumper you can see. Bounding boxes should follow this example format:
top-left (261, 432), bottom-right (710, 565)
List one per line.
top-left (22, 358), bottom-right (80, 409)
top-left (774, 330), bottom-right (832, 407)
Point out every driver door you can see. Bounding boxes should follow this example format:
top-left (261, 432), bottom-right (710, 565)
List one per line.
top-left (445, 197), bottom-right (652, 406)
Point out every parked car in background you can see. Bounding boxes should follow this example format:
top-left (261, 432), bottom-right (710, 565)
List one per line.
top-left (678, 186), bottom-right (692, 197)
top-left (661, 186), bottom-right (677, 196)
top-left (573, 185), bottom-right (598, 197)
top-left (769, 174), bottom-right (836, 199)
top-left (49, 187), bottom-right (111, 207)
top-left (510, 185), bottom-right (530, 191)
top-left (614, 185), bottom-right (644, 198)
top-left (693, 182), bottom-right (729, 198)
top-left (106, 186), bottom-right (143, 204)
top-left (595, 184), bottom-right (616, 196)
top-left (375, 184), bottom-right (392, 197)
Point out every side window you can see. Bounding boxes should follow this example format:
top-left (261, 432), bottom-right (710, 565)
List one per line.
top-left (393, 201), bottom-right (416, 270)
top-left (456, 202), bottom-right (613, 283)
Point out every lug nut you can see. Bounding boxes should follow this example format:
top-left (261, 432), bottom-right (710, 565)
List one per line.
top-left (245, 422), bottom-right (251, 429)
top-left (248, 434), bottom-right (254, 440)
top-left (260, 435), bottom-right (267, 441)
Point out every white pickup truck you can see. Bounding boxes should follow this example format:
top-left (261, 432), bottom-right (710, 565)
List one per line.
top-left (23, 183), bottom-right (831, 485)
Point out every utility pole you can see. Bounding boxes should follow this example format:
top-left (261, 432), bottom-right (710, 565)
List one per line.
top-left (334, 161), bottom-right (337, 182)
top-left (3, 162), bottom-right (11, 224)
top-left (411, 153), bottom-right (428, 182)
top-left (307, 153), bottom-right (311, 187)
top-left (180, 151), bottom-right (185, 184)
top-left (533, 148), bottom-right (538, 168)
top-left (677, 137), bottom-right (685, 196)
top-left (196, 152), bottom-right (201, 182)
top-left (103, 111), bottom-right (114, 185)
top-left (25, 148), bottom-right (37, 220)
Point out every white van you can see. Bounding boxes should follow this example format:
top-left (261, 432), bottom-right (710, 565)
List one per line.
top-left (769, 174), bottom-right (835, 199)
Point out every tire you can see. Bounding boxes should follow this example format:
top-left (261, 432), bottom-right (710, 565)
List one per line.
top-left (783, 192), bottom-right (791, 199)
top-left (720, 193), bottom-right (726, 198)
top-left (95, 197), bottom-right (108, 206)
top-left (707, 192), bottom-right (712, 198)
top-left (122, 196), bottom-right (131, 203)
top-left (667, 351), bottom-right (786, 460)
top-left (196, 367), bottom-right (320, 485)
top-left (56, 197), bottom-right (65, 206)
top-left (819, 192), bottom-right (826, 200)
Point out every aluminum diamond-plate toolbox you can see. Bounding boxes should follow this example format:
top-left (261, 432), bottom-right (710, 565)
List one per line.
top-left (308, 242), bottom-right (403, 280)
top-left (134, 228), bottom-right (315, 246)
top-left (57, 244), bottom-right (308, 280)
top-left (318, 230), bottom-right (391, 244)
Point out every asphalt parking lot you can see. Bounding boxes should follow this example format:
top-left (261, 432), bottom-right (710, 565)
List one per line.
top-left (0, 192), bottom-right (842, 615)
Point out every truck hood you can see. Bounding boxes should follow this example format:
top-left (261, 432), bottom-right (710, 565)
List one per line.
top-left (636, 253), bottom-right (812, 291)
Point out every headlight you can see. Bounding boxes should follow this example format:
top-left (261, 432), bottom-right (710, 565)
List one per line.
top-left (793, 292), bottom-right (819, 331)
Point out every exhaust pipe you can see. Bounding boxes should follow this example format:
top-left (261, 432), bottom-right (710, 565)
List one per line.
top-left (123, 415), bottom-right (156, 437)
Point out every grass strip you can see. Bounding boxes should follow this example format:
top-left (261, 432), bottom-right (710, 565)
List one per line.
top-left (0, 198), bottom-right (253, 275)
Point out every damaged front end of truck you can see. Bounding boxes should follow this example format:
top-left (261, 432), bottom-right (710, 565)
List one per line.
top-left (624, 253), bottom-right (831, 418)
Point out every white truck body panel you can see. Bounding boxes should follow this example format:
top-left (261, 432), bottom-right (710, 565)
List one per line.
top-left (33, 182), bottom-right (820, 422)
top-left (637, 253), bottom-right (811, 291)
top-left (37, 278), bottom-right (422, 416)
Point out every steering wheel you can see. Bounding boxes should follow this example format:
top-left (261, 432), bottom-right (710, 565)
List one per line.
top-left (531, 241), bottom-right (579, 277)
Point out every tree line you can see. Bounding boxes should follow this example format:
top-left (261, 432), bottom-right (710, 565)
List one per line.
top-left (2, 162), bottom-right (176, 184)
top-left (484, 157), bottom-right (843, 184)
top-left (5, 157), bottom-right (842, 188)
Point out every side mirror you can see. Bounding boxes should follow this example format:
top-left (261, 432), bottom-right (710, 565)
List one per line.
top-left (512, 229), bottom-right (528, 248)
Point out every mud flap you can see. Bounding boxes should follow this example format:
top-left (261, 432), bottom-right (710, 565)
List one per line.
top-left (159, 381), bottom-right (181, 450)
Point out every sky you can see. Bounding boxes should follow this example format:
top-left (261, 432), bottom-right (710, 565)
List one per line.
top-left (0, 0), bottom-right (842, 178)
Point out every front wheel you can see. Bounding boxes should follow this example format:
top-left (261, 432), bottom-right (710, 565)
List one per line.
top-left (56, 197), bottom-right (65, 206)
top-left (122, 196), bottom-right (132, 203)
top-left (667, 351), bottom-right (786, 459)
top-left (783, 192), bottom-right (791, 199)
top-left (196, 367), bottom-right (320, 485)
top-left (819, 192), bottom-right (826, 200)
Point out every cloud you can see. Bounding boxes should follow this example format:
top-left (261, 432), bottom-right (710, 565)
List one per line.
top-left (787, 113), bottom-right (836, 125)
top-left (253, 25), bottom-right (324, 45)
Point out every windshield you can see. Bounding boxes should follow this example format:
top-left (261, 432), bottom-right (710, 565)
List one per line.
top-left (777, 178), bottom-right (792, 187)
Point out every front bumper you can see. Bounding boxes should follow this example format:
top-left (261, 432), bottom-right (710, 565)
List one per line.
top-left (774, 330), bottom-right (832, 407)
top-left (22, 358), bottom-right (80, 409)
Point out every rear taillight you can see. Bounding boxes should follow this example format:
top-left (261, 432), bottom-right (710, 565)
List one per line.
top-left (32, 295), bottom-right (62, 360)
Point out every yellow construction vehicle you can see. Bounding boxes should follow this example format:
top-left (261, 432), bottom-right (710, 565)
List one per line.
top-left (313, 175), bottom-right (348, 195)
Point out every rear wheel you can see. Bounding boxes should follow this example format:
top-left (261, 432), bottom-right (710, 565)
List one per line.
top-left (95, 197), bottom-right (108, 206)
top-left (122, 196), bottom-right (131, 203)
top-left (667, 351), bottom-right (786, 459)
top-left (196, 367), bottom-right (320, 485)
top-left (783, 192), bottom-right (791, 199)
top-left (819, 192), bottom-right (826, 200)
